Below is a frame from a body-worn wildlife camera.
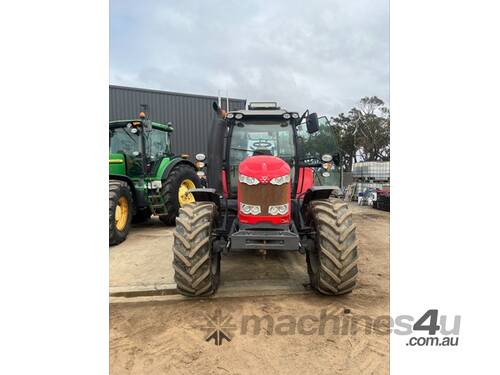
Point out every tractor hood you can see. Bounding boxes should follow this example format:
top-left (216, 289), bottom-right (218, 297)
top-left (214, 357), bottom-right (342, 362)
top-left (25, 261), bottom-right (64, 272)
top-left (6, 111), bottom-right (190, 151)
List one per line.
top-left (239, 155), bottom-right (290, 183)
top-left (237, 155), bottom-right (291, 225)
top-left (109, 152), bottom-right (126, 176)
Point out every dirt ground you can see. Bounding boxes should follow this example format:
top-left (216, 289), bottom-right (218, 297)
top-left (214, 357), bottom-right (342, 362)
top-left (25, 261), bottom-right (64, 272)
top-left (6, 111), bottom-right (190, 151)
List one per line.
top-left (110, 204), bottom-right (389, 374)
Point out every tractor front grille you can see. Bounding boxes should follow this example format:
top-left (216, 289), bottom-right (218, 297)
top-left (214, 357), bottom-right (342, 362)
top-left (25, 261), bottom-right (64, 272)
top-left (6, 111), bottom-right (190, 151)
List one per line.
top-left (238, 182), bottom-right (289, 216)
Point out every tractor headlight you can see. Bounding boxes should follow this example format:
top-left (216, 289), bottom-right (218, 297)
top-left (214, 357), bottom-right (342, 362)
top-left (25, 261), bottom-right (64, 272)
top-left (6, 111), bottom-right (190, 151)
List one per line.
top-left (235, 113), bottom-right (243, 119)
top-left (268, 204), bottom-right (288, 215)
top-left (196, 171), bottom-right (205, 178)
top-left (195, 153), bottom-right (206, 161)
top-left (268, 206), bottom-right (279, 215)
top-left (283, 113), bottom-right (291, 119)
top-left (240, 203), bottom-right (261, 215)
top-left (251, 205), bottom-right (260, 215)
top-left (147, 180), bottom-right (162, 189)
top-left (270, 174), bottom-right (290, 185)
top-left (239, 174), bottom-right (259, 185)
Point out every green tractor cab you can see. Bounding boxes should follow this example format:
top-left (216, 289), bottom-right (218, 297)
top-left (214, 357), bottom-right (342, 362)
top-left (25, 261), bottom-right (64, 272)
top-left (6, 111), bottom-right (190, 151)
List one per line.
top-left (109, 111), bottom-right (201, 245)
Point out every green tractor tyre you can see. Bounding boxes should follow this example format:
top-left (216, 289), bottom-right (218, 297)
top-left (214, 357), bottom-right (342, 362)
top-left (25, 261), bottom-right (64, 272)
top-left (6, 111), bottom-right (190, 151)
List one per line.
top-left (109, 180), bottom-right (133, 246)
top-left (159, 163), bottom-right (200, 225)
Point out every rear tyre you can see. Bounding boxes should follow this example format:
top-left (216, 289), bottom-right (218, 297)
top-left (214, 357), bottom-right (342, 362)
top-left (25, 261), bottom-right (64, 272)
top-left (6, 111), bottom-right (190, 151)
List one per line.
top-left (109, 180), bottom-right (133, 246)
top-left (159, 163), bottom-right (200, 225)
top-left (132, 208), bottom-right (151, 224)
top-left (306, 198), bottom-right (359, 295)
top-left (172, 202), bottom-right (220, 296)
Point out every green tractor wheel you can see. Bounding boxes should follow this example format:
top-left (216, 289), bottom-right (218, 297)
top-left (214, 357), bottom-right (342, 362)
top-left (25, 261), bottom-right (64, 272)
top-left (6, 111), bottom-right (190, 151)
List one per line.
top-left (109, 180), bottom-right (133, 246)
top-left (159, 164), bottom-right (201, 225)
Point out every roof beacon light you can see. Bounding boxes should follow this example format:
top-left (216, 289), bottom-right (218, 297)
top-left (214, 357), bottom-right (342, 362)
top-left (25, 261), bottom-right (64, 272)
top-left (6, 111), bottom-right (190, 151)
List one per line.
top-left (248, 102), bottom-right (279, 110)
top-left (139, 111), bottom-right (146, 119)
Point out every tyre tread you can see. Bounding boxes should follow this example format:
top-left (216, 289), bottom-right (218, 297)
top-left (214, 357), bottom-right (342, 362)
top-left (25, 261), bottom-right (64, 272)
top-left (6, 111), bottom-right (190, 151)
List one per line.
top-left (172, 202), bottom-right (219, 296)
top-left (306, 198), bottom-right (359, 295)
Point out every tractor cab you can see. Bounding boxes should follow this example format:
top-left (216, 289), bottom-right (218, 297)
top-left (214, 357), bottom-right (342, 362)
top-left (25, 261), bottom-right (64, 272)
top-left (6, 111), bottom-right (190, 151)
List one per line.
top-left (205, 101), bottom-right (336, 200)
top-left (226, 104), bottom-right (298, 195)
top-left (109, 114), bottom-right (174, 178)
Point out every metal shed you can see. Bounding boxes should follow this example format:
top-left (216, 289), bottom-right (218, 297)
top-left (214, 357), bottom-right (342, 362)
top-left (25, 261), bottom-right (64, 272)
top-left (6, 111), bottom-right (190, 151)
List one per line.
top-left (109, 85), bottom-right (246, 156)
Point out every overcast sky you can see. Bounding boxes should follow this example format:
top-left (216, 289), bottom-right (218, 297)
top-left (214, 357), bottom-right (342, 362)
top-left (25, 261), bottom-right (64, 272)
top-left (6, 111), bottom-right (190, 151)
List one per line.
top-left (110, 0), bottom-right (389, 117)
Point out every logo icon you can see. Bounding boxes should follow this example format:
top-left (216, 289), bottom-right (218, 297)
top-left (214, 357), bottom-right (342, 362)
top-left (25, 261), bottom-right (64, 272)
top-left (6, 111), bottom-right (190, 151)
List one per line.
top-left (200, 308), bottom-right (237, 346)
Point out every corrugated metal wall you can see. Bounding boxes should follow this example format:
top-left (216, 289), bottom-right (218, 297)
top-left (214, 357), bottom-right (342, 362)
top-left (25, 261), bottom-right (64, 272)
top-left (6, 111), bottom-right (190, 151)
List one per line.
top-left (109, 85), bottom-right (246, 156)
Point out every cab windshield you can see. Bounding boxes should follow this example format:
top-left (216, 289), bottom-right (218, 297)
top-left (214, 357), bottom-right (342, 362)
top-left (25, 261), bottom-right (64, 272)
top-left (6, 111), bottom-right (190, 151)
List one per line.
top-left (230, 120), bottom-right (294, 161)
top-left (109, 126), bottom-right (140, 155)
top-left (228, 119), bottom-right (295, 193)
top-left (109, 125), bottom-right (143, 177)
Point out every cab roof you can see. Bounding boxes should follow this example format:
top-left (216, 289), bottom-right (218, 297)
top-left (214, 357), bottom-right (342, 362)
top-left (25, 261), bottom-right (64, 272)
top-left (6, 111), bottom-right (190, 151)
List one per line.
top-left (109, 119), bottom-right (173, 132)
top-left (229, 109), bottom-right (289, 117)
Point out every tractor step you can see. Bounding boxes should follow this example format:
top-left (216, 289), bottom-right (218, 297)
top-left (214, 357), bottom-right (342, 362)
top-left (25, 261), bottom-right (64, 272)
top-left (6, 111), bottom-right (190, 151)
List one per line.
top-left (148, 192), bottom-right (167, 215)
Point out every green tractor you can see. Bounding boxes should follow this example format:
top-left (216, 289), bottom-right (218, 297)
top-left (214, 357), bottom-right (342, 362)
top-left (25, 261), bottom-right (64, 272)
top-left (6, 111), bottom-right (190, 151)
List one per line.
top-left (109, 110), bottom-right (201, 245)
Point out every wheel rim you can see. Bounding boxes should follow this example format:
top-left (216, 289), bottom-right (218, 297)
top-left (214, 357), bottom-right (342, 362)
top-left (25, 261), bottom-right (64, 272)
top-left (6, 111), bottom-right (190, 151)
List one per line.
top-left (115, 196), bottom-right (129, 231)
top-left (178, 179), bottom-right (196, 206)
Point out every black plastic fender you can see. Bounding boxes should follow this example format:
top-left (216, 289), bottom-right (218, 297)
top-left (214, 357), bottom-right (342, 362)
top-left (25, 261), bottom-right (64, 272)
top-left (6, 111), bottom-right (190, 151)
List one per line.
top-left (188, 188), bottom-right (221, 208)
top-left (301, 186), bottom-right (336, 211)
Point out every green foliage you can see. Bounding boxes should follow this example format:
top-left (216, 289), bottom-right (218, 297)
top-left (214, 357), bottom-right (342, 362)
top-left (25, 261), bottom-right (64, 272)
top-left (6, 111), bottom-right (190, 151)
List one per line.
top-left (332, 96), bottom-right (390, 171)
top-left (298, 96), bottom-right (390, 171)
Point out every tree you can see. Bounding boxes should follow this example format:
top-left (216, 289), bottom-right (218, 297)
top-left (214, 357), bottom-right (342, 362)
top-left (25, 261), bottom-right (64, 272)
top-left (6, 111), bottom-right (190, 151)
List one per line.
top-left (298, 96), bottom-right (390, 171)
top-left (331, 96), bottom-right (390, 171)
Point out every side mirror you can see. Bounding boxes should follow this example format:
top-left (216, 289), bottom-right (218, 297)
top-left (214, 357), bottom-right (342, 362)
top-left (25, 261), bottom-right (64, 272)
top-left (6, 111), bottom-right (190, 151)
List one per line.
top-left (306, 112), bottom-right (319, 134)
top-left (212, 101), bottom-right (226, 119)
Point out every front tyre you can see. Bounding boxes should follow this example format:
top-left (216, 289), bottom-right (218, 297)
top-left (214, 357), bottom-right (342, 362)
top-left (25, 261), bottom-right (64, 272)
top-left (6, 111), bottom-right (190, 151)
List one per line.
top-left (109, 180), bottom-right (133, 246)
top-left (159, 163), bottom-right (200, 225)
top-left (172, 202), bottom-right (220, 296)
top-left (306, 198), bottom-right (359, 295)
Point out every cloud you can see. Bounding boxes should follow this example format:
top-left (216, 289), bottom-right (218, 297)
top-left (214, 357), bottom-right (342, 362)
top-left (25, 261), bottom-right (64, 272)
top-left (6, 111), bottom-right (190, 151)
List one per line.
top-left (110, 0), bottom-right (389, 116)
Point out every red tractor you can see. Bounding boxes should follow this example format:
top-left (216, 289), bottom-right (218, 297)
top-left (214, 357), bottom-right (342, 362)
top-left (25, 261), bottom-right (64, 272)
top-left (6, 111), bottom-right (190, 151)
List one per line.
top-left (172, 102), bottom-right (358, 296)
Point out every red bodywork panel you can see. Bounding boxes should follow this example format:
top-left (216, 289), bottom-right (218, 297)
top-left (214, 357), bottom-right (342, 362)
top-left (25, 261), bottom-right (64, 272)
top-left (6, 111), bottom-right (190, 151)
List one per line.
top-left (238, 155), bottom-right (290, 182)
top-left (296, 167), bottom-right (314, 198)
top-left (238, 156), bottom-right (290, 225)
top-left (221, 170), bottom-right (228, 198)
